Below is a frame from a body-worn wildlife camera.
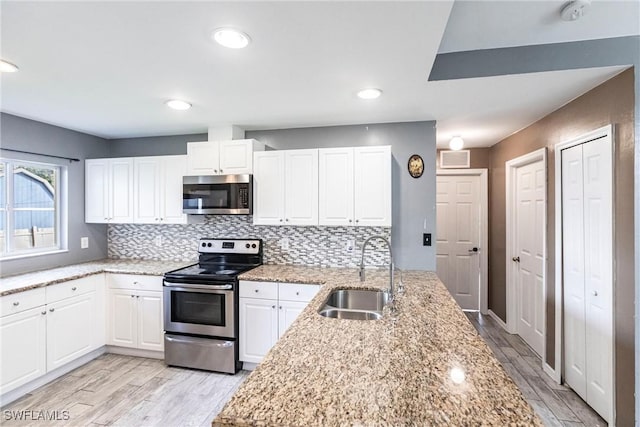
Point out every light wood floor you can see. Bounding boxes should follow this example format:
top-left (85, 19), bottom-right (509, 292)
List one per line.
top-left (1, 354), bottom-right (249, 427)
top-left (465, 312), bottom-right (607, 427)
top-left (3, 315), bottom-right (607, 427)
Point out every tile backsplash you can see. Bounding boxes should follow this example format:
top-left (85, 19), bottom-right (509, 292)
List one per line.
top-left (108, 215), bottom-right (392, 268)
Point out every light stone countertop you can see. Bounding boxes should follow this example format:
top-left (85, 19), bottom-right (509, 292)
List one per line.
top-left (0, 259), bottom-right (192, 296)
top-left (217, 265), bottom-right (542, 426)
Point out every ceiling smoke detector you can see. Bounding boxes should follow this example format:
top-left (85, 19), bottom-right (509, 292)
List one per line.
top-left (561, 0), bottom-right (591, 21)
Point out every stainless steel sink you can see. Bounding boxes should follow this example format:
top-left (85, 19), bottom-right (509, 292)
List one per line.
top-left (324, 289), bottom-right (389, 311)
top-left (318, 308), bottom-right (382, 320)
top-left (318, 289), bottom-right (388, 320)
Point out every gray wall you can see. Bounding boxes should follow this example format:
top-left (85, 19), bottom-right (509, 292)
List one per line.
top-left (108, 133), bottom-right (207, 157)
top-left (0, 113), bottom-right (110, 276)
top-left (247, 122), bottom-right (437, 270)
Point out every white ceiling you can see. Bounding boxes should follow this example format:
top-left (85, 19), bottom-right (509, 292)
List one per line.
top-left (439, 0), bottom-right (640, 53)
top-left (0, 1), bottom-right (635, 148)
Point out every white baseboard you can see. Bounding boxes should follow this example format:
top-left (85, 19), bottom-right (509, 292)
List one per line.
top-left (241, 362), bottom-right (259, 371)
top-left (488, 309), bottom-right (509, 331)
top-left (0, 347), bottom-right (106, 407)
top-left (106, 346), bottom-right (164, 360)
top-left (544, 362), bottom-right (561, 383)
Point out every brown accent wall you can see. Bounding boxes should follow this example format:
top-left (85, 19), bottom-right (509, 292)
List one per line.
top-left (436, 147), bottom-right (491, 169)
top-left (488, 68), bottom-right (635, 425)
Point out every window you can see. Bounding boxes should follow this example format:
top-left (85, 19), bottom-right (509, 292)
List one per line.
top-left (0, 159), bottom-right (66, 258)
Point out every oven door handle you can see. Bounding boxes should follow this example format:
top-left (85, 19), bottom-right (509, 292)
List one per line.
top-left (163, 282), bottom-right (233, 290)
top-left (165, 335), bottom-right (234, 347)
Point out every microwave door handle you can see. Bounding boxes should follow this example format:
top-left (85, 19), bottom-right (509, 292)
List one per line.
top-left (163, 282), bottom-right (233, 290)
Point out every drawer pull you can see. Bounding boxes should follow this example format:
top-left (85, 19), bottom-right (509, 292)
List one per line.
top-left (49, 308), bottom-right (55, 312)
top-left (12, 301), bottom-right (19, 306)
top-left (136, 295), bottom-right (140, 298)
top-left (71, 287), bottom-right (77, 291)
top-left (254, 289), bottom-right (259, 293)
top-left (296, 291), bottom-right (300, 296)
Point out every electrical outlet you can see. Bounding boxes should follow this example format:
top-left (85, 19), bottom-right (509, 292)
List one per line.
top-left (345, 239), bottom-right (355, 252)
top-left (280, 238), bottom-right (289, 250)
top-left (154, 236), bottom-right (163, 247)
top-left (423, 233), bottom-right (432, 246)
top-left (80, 237), bottom-right (89, 249)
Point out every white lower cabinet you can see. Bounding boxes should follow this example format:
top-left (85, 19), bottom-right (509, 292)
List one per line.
top-left (106, 274), bottom-right (164, 352)
top-left (239, 281), bottom-right (320, 364)
top-left (0, 275), bottom-right (104, 396)
top-left (0, 306), bottom-right (47, 395)
top-left (46, 293), bottom-right (96, 371)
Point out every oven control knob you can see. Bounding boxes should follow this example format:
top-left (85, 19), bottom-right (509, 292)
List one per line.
top-left (201, 242), bottom-right (206, 247)
top-left (252, 243), bottom-right (257, 249)
top-left (207, 243), bottom-right (212, 247)
top-left (246, 243), bottom-right (250, 248)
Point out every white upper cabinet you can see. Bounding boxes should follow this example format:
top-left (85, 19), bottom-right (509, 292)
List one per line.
top-left (253, 151), bottom-right (286, 225)
top-left (253, 150), bottom-right (318, 226)
top-left (186, 139), bottom-right (264, 176)
top-left (354, 146), bottom-right (392, 227)
top-left (319, 148), bottom-right (355, 226)
top-left (318, 146), bottom-right (391, 227)
top-left (133, 155), bottom-right (187, 224)
top-left (284, 150), bottom-right (319, 226)
top-left (85, 158), bottom-right (134, 223)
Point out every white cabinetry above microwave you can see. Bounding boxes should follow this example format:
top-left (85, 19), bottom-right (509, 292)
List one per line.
top-left (186, 139), bottom-right (265, 176)
top-left (253, 150), bottom-right (319, 226)
top-left (319, 146), bottom-right (391, 227)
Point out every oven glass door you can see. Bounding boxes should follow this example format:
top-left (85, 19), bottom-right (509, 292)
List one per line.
top-left (164, 284), bottom-right (235, 338)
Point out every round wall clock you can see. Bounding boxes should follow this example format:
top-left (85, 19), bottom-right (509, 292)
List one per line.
top-left (408, 154), bottom-right (424, 178)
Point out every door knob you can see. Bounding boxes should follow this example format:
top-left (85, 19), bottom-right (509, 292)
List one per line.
top-left (512, 256), bottom-right (520, 262)
top-left (468, 247), bottom-right (479, 253)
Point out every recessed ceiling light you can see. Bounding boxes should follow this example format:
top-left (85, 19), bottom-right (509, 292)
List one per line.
top-left (357, 88), bottom-right (382, 100)
top-left (0, 59), bottom-right (19, 73)
top-left (165, 99), bottom-right (192, 110)
top-left (212, 28), bottom-right (251, 49)
top-left (561, 0), bottom-right (591, 21)
top-left (449, 136), bottom-right (464, 151)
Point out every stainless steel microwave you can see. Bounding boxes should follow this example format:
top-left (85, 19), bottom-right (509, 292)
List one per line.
top-left (183, 175), bottom-right (252, 215)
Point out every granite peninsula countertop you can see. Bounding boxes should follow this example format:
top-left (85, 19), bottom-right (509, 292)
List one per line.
top-left (0, 259), bottom-right (192, 296)
top-left (216, 266), bottom-right (541, 426)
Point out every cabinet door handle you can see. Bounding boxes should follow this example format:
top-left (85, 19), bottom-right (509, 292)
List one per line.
top-left (592, 291), bottom-right (598, 296)
top-left (49, 308), bottom-right (55, 312)
top-left (220, 169), bottom-right (223, 173)
top-left (214, 169), bottom-right (218, 173)
top-left (41, 311), bottom-right (46, 315)
top-left (512, 256), bottom-right (520, 263)
top-left (279, 219), bottom-right (283, 222)
top-left (348, 219), bottom-right (352, 223)
top-left (271, 305), bottom-right (276, 309)
top-left (131, 295), bottom-right (135, 298)
top-left (136, 295), bottom-right (140, 299)
top-left (12, 301), bottom-right (19, 306)
top-left (285, 218), bottom-right (289, 222)
top-left (279, 306), bottom-right (282, 310)
top-left (71, 287), bottom-right (77, 291)
top-left (296, 291), bottom-right (300, 296)
top-left (133, 281), bottom-right (139, 285)
top-left (254, 289), bottom-right (259, 293)
top-left (355, 219), bottom-right (359, 223)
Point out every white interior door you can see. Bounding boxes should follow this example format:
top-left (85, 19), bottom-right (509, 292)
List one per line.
top-left (562, 144), bottom-right (587, 398)
top-left (514, 160), bottom-right (545, 357)
top-left (562, 137), bottom-right (613, 423)
top-left (436, 175), bottom-right (481, 311)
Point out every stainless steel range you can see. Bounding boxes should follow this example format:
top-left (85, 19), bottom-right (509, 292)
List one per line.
top-left (163, 238), bottom-right (262, 374)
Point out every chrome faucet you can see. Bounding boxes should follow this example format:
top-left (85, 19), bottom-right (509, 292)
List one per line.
top-left (359, 235), bottom-right (394, 301)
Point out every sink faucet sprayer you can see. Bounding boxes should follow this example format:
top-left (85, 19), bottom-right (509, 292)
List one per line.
top-left (359, 235), bottom-right (394, 301)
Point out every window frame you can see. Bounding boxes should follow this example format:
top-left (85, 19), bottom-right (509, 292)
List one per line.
top-left (0, 158), bottom-right (68, 260)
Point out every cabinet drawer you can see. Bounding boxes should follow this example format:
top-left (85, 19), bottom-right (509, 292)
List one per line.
top-left (239, 281), bottom-right (278, 300)
top-left (278, 283), bottom-right (320, 302)
top-left (1, 288), bottom-right (46, 317)
top-left (46, 276), bottom-right (96, 303)
top-left (108, 274), bottom-right (162, 291)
